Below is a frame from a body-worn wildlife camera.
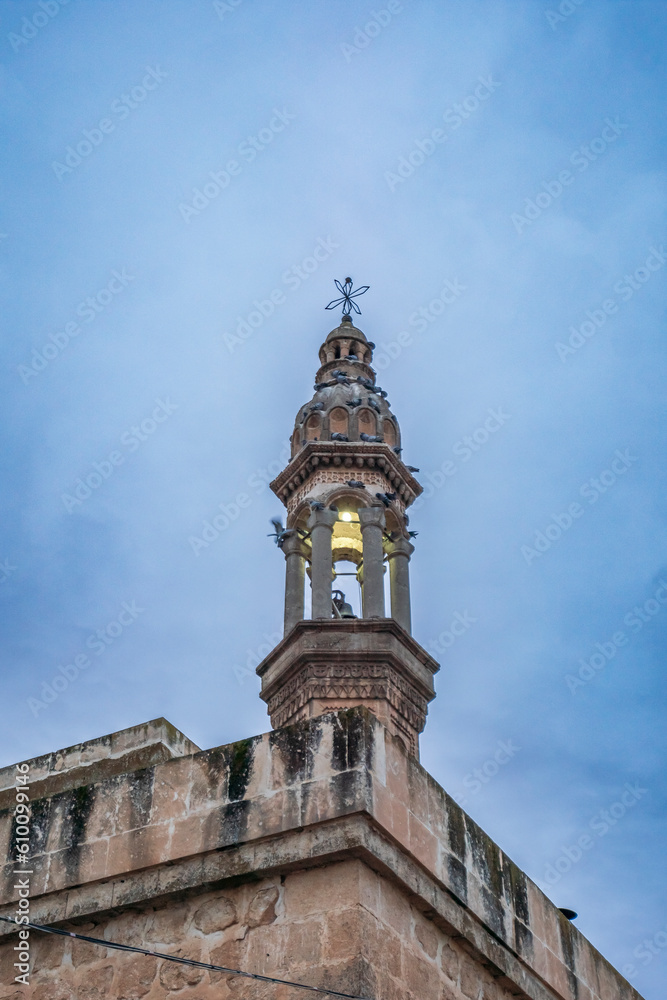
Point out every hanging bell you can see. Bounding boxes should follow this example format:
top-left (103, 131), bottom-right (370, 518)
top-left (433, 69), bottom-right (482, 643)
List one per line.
top-left (332, 590), bottom-right (356, 619)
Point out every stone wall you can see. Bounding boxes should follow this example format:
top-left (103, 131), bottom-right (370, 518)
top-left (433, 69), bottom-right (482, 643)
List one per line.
top-left (0, 709), bottom-right (643, 1000)
top-left (1, 859), bottom-right (524, 1000)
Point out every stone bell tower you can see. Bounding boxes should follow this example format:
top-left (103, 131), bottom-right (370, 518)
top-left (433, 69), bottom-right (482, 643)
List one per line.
top-left (257, 294), bottom-right (439, 757)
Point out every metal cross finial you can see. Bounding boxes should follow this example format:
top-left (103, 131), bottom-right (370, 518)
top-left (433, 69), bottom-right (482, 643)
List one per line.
top-left (325, 277), bottom-right (370, 317)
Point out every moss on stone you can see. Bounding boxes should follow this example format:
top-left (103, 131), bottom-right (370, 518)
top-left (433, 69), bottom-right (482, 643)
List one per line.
top-left (227, 738), bottom-right (255, 802)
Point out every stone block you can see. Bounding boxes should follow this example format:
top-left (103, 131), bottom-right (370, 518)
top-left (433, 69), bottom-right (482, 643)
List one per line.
top-left (247, 884), bottom-right (280, 927)
top-left (378, 878), bottom-right (412, 938)
top-left (193, 894), bottom-right (238, 934)
top-left (284, 861), bottom-right (361, 918)
top-left (113, 954), bottom-right (158, 999)
top-left (286, 917), bottom-right (324, 966)
top-left (74, 963), bottom-right (114, 999)
top-left (408, 812), bottom-right (438, 871)
top-left (209, 937), bottom-right (246, 985)
top-left (414, 915), bottom-right (439, 959)
top-left (31, 978), bottom-right (75, 1000)
top-left (324, 907), bottom-right (362, 962)
top-left (158, 945), bottom-right (205, 990)
top-left (439, 940), bottom-right (460, 983)
top-left (145, 902), bottom-right (189, 944)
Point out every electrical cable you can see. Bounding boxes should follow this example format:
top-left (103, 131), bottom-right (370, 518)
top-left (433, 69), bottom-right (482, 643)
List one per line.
top-left (0, 915), bottom-right (372, 1000)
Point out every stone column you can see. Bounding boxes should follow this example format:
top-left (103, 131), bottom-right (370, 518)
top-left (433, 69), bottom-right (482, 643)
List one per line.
top-left (358, 506), bottom-right (386, 618)
top-left (385, 536), bottom-right (414, 632)
top-left (282, 534), bottom-right (309, 635)
top-left (307, 507), bottom-right (339, 619)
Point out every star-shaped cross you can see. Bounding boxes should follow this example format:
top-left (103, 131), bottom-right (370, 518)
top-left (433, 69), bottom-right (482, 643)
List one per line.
top-left (325, 277), bottom-right (370, 316)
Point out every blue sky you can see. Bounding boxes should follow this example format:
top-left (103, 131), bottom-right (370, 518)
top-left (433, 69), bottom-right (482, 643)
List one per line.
top-left (1, 0), bottom-right (666, 994)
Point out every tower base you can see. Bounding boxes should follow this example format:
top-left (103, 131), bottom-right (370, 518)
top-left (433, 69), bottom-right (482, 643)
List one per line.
top-left (256, 618), bottom-right (439, 758)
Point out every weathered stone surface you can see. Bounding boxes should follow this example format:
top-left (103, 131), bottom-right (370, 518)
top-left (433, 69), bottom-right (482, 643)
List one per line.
top-left (113, 954), bottom-right (158, 999)
top-left (158, 946), bottom-right (205, 989)
top-left (76, 964), bottom-right (114, 999)
top-left (0, 709), bottom-right (645, 1000)
top-left (193, 894), bottom-right (237, 934)
top-left (247, 885), bottom-right (279, 927)
top-left (257, 620), bottom-right (438, 757)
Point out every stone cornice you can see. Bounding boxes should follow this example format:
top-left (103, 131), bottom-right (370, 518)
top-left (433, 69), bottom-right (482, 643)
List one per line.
top-left (270, 441), bottom-right (423, 506)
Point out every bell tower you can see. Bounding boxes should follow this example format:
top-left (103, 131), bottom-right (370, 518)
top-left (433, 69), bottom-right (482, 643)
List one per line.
top-left (257, 282), bottom-right (439, 757)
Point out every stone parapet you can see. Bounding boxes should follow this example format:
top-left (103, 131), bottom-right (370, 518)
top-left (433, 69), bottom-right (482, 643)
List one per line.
top-left (0, 718), bottom-right (199, 812)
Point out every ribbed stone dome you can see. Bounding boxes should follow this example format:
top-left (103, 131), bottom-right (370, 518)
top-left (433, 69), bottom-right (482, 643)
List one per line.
top-left (291, 316), bottom-right (400, 457)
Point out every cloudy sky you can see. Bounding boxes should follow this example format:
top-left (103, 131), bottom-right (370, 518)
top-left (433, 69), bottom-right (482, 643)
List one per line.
top-left (1, 0), bottom-right (666, 995)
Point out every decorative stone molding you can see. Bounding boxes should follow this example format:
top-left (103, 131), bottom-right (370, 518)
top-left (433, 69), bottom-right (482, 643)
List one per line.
top-left (257, 619), bottom-right (438, 757)
top-left (271, 440), bottom-right (422, 509)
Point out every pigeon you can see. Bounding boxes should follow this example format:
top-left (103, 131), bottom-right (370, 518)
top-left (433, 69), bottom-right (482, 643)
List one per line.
top-left (345, 399), bottom-right (363, 408)
top-left (385, 491), bottom-right (398, 501)
top-left (333, 373), bottom-right (351, 385)
top-left (345, 353), bottom-right (358, 361)
top-left (309, 500), bottom-right (325, 510)
top-left (314, 382), bottom-right (328, 391)
top-left (375, 493), bottom-right (394, 507)
top-left (328, 504), bottom-right (339, 513)
top-left (403, 513), bottom-right (410, 525)
top-left (345, 480), bottom-right (366, 489)
top-left (408, 530), bottom-right (419, 539)
top-left (368, 399), bottom-right (381, 413)
top-left (356, 376), bottom-right (374, 388)
top-left (267, 518), bottom-right (293, 547)
top-left (393, 446), bottom-right (403, 455)
top-left (310, 402), bottom-right (325, 412)
top-left (406, 465), bottom-right (420, 473)
top-left (367, 341), bottom-right (376, 350)
top-left (360, 433), bottom-right (382, 443)
top-left (331, 432), bottom-right (349, 441)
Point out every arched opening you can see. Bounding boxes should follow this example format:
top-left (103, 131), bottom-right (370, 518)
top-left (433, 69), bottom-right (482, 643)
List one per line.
top-left (332, 560), bottom-right (362, 617)
top-left (383, 419), bottom-right (397, 447)
top-left (334, 343), bottom-right (341, 359)
top-left (305, 413), bottom-right (321, 441)
top-left (348, 340), bottom-right (358, 358)
top-left (357, 408), bottom-right (376, 436)
top-left (329, 407), bottom-right (349, 437)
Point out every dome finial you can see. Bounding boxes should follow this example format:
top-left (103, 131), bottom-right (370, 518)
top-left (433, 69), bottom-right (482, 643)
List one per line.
top-left (325, 276), bottom-right (370, 317)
